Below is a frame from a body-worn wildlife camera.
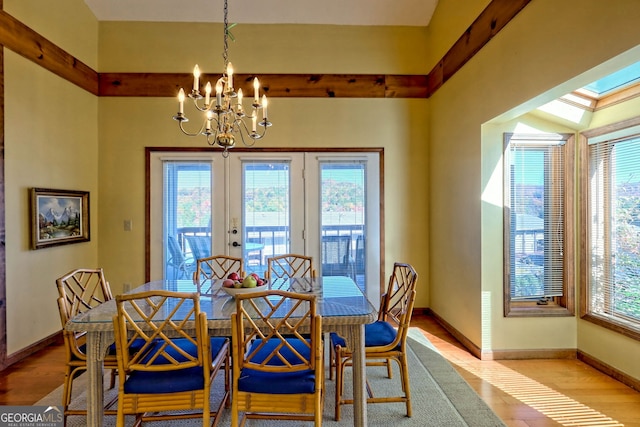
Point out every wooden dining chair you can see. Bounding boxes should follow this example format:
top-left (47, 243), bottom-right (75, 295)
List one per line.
top-left (230, 289), bottom-right (324, 426)
top-left (193, 254), bottom-right (243, 282)
top-left (112, 290), bottom-right (230, 427)
top-left (265, 253), bottom-right (316, 280)
top-left (330, 262), bottom-right (418, 420)
top-left (55, 268), bottom-right (119, 425)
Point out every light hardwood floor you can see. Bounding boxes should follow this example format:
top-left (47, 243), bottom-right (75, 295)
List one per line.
top-left (1, 313), bottom-right (639, 427)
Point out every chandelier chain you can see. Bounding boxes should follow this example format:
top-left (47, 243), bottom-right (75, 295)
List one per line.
top-left (222, 0), bottom-right (229, 69)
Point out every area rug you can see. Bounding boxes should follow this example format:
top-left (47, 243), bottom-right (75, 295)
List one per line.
top-left (37, 329), bottom-right (505, 426)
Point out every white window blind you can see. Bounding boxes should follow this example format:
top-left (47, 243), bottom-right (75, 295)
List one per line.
top-left (163, 161), bottom-right (212, 279)
top-left (505, 135), bottom-right (566, 300)
top-left (588, 135), bottom-right (640, 328)
top-left (320, 161), bottom-right (366, 233)
top-left (243, 161), bottom-right (291, 256)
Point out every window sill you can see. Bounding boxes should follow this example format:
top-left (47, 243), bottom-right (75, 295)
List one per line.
top-left (506, 301), bottom-right (574, 317)
top-left (581, 313), bottom-right (640, 341)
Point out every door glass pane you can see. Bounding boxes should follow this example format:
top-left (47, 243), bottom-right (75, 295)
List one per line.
top-left (320, 162), bottom-right (366, 291)
top-left (243, 161), bottom-right (290, 275)
top-left (163, 161), bottom-right (212, 279)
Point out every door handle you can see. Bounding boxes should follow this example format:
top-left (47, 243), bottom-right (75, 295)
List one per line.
top-left (232, 241), bottom-right (242, 247)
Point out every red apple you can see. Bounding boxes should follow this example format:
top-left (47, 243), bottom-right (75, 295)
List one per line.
top-left (250, 272), bottom-right (259, 280)
top-left (257, 278), bottom-right (264, 286)
top-left (222, 279), bottom-right (235, 288)
top-left (227, 272), bottom-right (240, 281)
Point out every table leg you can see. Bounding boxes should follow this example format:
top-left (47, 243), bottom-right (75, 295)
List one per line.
top-left (350, 324), bottom-right (367, 427)
top-left (85, 332), bottom-right (105, 427)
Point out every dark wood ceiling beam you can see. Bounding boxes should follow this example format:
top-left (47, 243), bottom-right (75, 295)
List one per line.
top-left (427, 0), bottom-right (533, 95)
top-left (0, 10), bottom-right (98, 95)
top-left (98, 72), bottom-right (428, 98)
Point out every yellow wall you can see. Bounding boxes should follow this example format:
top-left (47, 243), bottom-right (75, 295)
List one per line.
top-left (429, 0), bottom-right (640, 379)
top-left (98, 22), bottom-right (429, 75)
top-left (95, 19), bottom-right (431, 297)
top-left (3, 0), bottom-right (98, 354)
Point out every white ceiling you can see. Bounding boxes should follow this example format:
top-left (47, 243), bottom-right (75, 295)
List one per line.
top-left (83, 0), bottom-right (439, 27)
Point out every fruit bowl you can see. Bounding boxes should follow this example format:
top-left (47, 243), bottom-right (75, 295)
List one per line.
top-left (221, 284), bottom-right (268, 298)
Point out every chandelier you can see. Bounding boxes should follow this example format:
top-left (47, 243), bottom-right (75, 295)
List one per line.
top-left (172, 0), bottom-right (271, 157)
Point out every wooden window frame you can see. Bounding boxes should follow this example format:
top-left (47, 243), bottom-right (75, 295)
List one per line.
top-left (580, 117), bottom-right (640, 341)
top-left (503, 133), bottom-right (575, 317)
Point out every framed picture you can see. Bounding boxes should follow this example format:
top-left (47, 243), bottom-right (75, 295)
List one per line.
top-left (30, 188), bottom-right (90, 249)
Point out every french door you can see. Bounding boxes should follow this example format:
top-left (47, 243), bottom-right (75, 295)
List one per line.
top-left (149, 150), bottom-right (381, 305)
top-left (227, 154), bottom-right (305, 273)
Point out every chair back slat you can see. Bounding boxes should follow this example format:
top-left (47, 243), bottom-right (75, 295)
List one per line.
top-left (232, 290), bottom-right (320, 373)
top-left (194, 255), bottom-right (243, 282)
top-left (57, 268), bottom-right (112, 320)
top-left (266, 254), bottom-right (316, 279)
top-left (379, 262), bottom-right (418, 347)
top-left (113, 291), bottom-right (205, 372)
top-left (56, 268), bottom-right (113, 358)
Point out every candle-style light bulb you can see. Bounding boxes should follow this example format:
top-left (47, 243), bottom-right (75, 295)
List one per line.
top-left (262, 95), bottom-right (268, 120)
top-left (253, 77), bottom-right (260, 103)
top-left (215, 79), bottom-right (223, 107)
top-left (193, 65), bottom-right (200, 91)
top-left (206, 110), bottom-right (213, 130)
top-left (177, 88), bottom-right (185, 114)
top-left (227, 62), bottom-right (234, 90)
top-left (237, 89), bottom-right (243, 112)
top-left (205, 82), bottom-right (212, 106)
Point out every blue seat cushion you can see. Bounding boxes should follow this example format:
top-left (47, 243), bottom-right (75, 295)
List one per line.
top-left (123, 337), bottom-right (227, 394)
top-left (330, 320), bottom-right (398, 349)
top-left (238, 338), bottom-right (316, 394)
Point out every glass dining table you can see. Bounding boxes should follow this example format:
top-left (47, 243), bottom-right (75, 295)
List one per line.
top-left (66, 275), bottom-right (377, 427)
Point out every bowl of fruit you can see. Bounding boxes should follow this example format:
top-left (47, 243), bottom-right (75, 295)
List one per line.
top-left (221, 272), bottom-right (268, 297)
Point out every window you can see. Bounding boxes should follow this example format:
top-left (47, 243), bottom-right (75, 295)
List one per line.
top-left (503, 133), bottom-right (575, 316)
top-left (581, 119), bottom-right (640, 340)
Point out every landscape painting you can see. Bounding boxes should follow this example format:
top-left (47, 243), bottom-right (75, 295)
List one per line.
top-left (30, 188), bottom-right (90, 249)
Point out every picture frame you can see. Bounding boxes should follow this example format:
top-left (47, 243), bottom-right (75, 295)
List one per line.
top-left (30, 188), bottom-right (90, 249)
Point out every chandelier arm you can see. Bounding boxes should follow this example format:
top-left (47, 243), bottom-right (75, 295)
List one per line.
top-left (190, 97), bottom-right (214, 113)
top-left (178, 119), bottom-right (207, 137)
top-left (233, 117), bottom-right (266, 146)
top-left (234, 128), bottom-right (256, 148)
